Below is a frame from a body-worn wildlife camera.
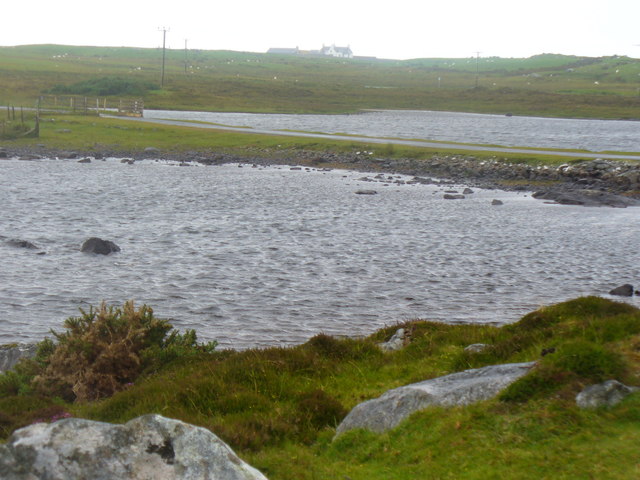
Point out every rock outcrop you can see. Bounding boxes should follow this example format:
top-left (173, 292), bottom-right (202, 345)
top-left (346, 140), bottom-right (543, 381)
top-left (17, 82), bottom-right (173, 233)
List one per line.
top-left (532, 189), bottom-right (640, 208)
top-left (0, 343), bottom-right (37, 373)
top-left (81, 237), bottom-right (121, 255)
top-left (0, 414), bottom-right (268, 480)
top-left (464, 343), bottom-right (490, 354)
top-left (336, 362), bottom-right (535, 435)
top-left (378, 328), bottom-right (407, 352)
top-left (576, 380), bottom-right (639, 408)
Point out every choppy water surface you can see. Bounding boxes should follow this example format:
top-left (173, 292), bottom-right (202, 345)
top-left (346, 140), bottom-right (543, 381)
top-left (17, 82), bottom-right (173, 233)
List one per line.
top-left (144, 109), bottom-right (640, 153)
top-left (1, 158), bottom-right (639, 349)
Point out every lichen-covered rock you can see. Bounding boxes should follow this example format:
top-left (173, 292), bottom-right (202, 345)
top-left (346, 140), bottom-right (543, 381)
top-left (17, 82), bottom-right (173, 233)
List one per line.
top-left (0, 343), bottom-right (37, 373)
top-left (378, 328), bottom-right (406, 352)
top-left (576, 380), bottom-right (639, 409)
top-left (336, 362), bottom-right (535, 435)
top-left (464, 343), bottom-right (490, 354)
top-left (0, 414), bottom-right (268, 480)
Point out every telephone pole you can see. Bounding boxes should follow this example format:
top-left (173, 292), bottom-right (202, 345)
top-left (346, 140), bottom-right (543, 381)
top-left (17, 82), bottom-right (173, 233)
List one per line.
top-left (159, 27), bottom-right (169, 88)
top-left (474, 51), bottom-right (481, 88)
top-left (184, 39), bottom-right (188, 74)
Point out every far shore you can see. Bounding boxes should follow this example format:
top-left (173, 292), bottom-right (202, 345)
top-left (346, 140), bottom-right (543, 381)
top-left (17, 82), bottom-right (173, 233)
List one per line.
top-left (2, 144), bottom-right (640, 206)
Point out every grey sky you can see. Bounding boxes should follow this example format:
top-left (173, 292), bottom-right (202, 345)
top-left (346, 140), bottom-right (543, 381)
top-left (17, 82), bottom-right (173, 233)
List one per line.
top-left (3, 0), bottom-right (639, 59)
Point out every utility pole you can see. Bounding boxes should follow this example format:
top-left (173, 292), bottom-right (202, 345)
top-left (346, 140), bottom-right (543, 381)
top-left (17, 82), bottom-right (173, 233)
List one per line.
top-left (474, 51), bottom-right (481, 88)
top-left (159, 27), bottom-right (169, 88)
top-left (184, 39), bottom-right (188, 74)
top-left (635, 45), bottom-right (640, 97)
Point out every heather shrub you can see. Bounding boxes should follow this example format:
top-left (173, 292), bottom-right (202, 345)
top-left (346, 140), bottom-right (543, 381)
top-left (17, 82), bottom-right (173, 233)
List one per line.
top-left (295, 388), bottom-right (348, 429)
top-left (32, 301), bottom-right (216, 402)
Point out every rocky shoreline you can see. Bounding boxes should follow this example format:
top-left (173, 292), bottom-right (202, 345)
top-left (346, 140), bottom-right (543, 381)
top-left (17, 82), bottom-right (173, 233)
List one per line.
top-left (2, 145), bottom-right (640, 207)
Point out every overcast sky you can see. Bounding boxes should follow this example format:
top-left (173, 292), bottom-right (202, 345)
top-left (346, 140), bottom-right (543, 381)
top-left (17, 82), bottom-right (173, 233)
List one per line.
top-left (3, 1), bottom-right (640, 59)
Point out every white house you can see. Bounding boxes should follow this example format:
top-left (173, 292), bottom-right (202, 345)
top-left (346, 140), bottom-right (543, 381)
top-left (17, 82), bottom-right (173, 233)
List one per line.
top-left (320, 44), bottom-right (353, 58)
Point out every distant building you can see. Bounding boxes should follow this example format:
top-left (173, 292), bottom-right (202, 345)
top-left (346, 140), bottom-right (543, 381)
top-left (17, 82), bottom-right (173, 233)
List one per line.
top-left (320, 44), bottom-right (353, 58)
top-left (267, 47), bottom-right (300, 55)
top-left (266, 44), bottom-right (354, 59)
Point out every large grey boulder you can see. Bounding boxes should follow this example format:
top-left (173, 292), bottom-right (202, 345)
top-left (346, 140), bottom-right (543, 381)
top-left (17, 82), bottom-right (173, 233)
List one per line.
top-left (0, 343), bottom-right (37, 373)
top-left (336, 362), bottom-right (535, 435)
top-left (576, 380), bottom-right (639, 409)
top-left (0, 414), bottom-right (268, 480)
top-left (81, 237), bottom-right (121, 255)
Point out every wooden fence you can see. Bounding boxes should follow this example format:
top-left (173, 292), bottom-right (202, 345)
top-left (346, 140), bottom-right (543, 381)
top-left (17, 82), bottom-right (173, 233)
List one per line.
top-left (36, 95), bottom-right (144, 117)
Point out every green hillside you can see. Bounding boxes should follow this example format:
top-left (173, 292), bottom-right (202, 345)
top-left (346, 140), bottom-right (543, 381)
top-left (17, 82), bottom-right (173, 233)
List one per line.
top-left (1, 45), bottom-right (639, 117)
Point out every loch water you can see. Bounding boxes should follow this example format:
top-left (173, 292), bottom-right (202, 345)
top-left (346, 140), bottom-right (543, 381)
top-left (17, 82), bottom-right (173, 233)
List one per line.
top-left (1, 158), bottom-right (639, 349)
top-left (144, 109), bottom-right (640, 153)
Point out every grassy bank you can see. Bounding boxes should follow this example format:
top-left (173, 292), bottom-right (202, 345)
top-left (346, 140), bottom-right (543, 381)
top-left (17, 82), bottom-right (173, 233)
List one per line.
top-left (1, 45), bottom-right (640, 118)
top-left (2, 297), bottom-right (640, 478)
top-left (2, 113), bottom-right (595, 169)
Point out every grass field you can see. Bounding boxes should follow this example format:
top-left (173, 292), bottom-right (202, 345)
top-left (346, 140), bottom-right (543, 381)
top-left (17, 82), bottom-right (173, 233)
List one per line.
top-left (1, 45), bottom-right (640, 118)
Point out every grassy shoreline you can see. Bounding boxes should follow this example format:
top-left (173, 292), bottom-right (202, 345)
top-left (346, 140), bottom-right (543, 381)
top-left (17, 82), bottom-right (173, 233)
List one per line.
top-left (2, 297), bottom-right (640, 479)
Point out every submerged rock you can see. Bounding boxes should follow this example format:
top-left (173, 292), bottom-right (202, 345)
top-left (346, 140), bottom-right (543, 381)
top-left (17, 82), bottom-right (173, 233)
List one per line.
top-left (0, 414), bottom-right (269, 480)
top-left (355, 190), bottom-right (378, 195)
top-left (443, 194), bottom-right (465, 200)
top-left (81, 237), bottom-right (121, 255)
top-left (6, 239), bottom-right (38, 249)
top-left (336, 362), bottom-right (535, 435)
top-left (609, 284), bottom-right (635, 297)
